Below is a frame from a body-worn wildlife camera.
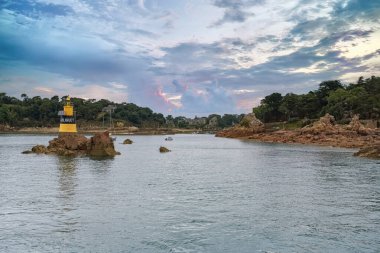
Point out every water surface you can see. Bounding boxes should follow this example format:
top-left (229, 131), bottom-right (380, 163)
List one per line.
top-left (0, 134), bottom-right (379, 252)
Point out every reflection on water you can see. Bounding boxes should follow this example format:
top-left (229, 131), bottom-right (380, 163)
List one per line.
top-left (88, 156), bottom-right (114, 175)
top-left (55, 156), bottom-right (79, 233)
top-left (56, 156), bottom-right (77, 199)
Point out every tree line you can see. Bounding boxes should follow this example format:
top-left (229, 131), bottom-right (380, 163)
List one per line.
top-left (253, 76), bottom-right (380, 123)
top-left (1, 75), bottom-right (378, 129)
top-left (0, 93), bottom-right (242, 129)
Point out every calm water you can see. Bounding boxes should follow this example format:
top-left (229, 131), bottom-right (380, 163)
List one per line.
top-left (0, 134), bottom-right (379, 253)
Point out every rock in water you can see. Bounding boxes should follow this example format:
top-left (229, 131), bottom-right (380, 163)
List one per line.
top-left (48, 134), bottom-right (88, 151)
top-left (159, 146), bottom-right (171, 153)
top-left (31, 145), bottom-right (48, 154)
top-left (123, 139), bottom-right (133, 144)
top-left (88, 131), bottom-right (119, 157)
top-left (25, 131), bottom-right (120, 157)
top-left (354, 145), bottom-right (380, 159)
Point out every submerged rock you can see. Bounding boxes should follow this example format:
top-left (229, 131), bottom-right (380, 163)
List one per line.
top-left (123, 139), bottom-right (133, 144)
top-left (159, 146), bottom-right (170, 153)
top-left (25, 131), bottom-right (120, 157)
top-left (354, 145), bottom-right (380, 159)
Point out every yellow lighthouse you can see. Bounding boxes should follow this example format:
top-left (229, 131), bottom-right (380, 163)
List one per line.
top-left (58, 96), bottom-right (77, 134)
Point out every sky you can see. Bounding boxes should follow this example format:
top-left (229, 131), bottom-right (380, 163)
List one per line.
top-left (0, 0), bottom-right (379, 116)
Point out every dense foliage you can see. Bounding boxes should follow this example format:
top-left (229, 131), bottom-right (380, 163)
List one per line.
top-left (0, 93), bottom-right (242, 129)
top-left (253, 76), bottom-right (380, 123)
top-left (2, 75), bottom-right (378, 129)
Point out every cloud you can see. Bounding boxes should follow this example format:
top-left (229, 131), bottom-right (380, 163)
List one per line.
top-left (0, 0), bottom-right (380, 116)
top-left (0, 0), bottom-right (73, 18)
top-left (211, 0), bottom-right (265, 26)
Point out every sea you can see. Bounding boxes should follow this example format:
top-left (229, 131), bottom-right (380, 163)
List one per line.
top-left (0, 134), bottom-right (379, 252)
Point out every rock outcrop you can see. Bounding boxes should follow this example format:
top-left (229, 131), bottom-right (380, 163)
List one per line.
top-left (216, 113), bottom-right (265, 138)
top-left (346, 114), bottom-right (374, 135)
top-left (31, 145), bottom-right (48, 154)
top-left (123, 139), bottom-right (133, 144)
top-left (240, 113), bottom-right (265, 129)
top-left (354, 145), bottom-right (380, 159)
top-left (88, 132), bottom-right (120, 156)
top-left (48, 134), bottom-right (88, 155)
top-left (301, 113), bottom-right (343, 134)
top-left (24, 131), bottom-right (120, 157)
top-left (159, 146), bottom-right (170, 153)
top-left (216, 113), bottom-right (380, 153)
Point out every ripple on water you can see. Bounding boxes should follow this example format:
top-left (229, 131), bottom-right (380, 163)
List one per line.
top-left (0, 134), bottom-right (379, 252)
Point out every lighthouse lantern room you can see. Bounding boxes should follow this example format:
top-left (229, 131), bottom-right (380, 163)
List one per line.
top-left (58, 96), bottom-right (77, 134)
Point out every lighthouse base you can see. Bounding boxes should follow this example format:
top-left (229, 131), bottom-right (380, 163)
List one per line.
top-left (59, 123), bottom-right (77, 134)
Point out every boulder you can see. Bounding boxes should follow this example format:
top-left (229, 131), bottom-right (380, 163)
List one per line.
top-left (240, 113), bottom-right (265, 130)
top-left (159, 146), bottom-right (171, 153)
top-left (88, 131), bottom-right (119, 157)
top-left (346, 114), bottom-right (374, 135)
top-left (24, 131), bottom-right (120, 157)
top-left (354, 144), bottom-right (380, 159)
top-left (302, 113), bottom-right (341, 134)
top-left (48, 134), bottom-right (88, 151)
top-left (216, 113), bottom-right (264, 138)
top-left (123, 139), bottom-right (133, 144)
top-left (31, 145), bottom-right (48, 154)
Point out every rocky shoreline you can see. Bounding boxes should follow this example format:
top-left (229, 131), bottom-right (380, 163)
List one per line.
top-left (0, 126), bottom-right (212, 135)
top-left (216, 113), bottom-right (380, 159)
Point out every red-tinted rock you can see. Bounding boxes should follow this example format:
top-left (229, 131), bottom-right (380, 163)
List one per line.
top-left (354, 145), bottom-right (380, 159)
top-left (48, 134), bottom-right (88, 151)
top-left (88, 131), bottom-right (119, 157)
top-left (216, 113), bottom-right (264, 138)
top-left (25, 131), bottom-right (120, 157)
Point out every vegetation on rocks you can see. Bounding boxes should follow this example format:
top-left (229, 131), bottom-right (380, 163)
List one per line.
top-left (217, 113), bottom-right (380, 151)
top-left (253, 76), bottom-right (380, 123)
top-left (0, 93), bottom-right (243, 130)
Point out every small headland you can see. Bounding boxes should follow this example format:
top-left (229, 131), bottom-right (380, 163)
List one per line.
top-left (216, 113), bottom-right (380, 158)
